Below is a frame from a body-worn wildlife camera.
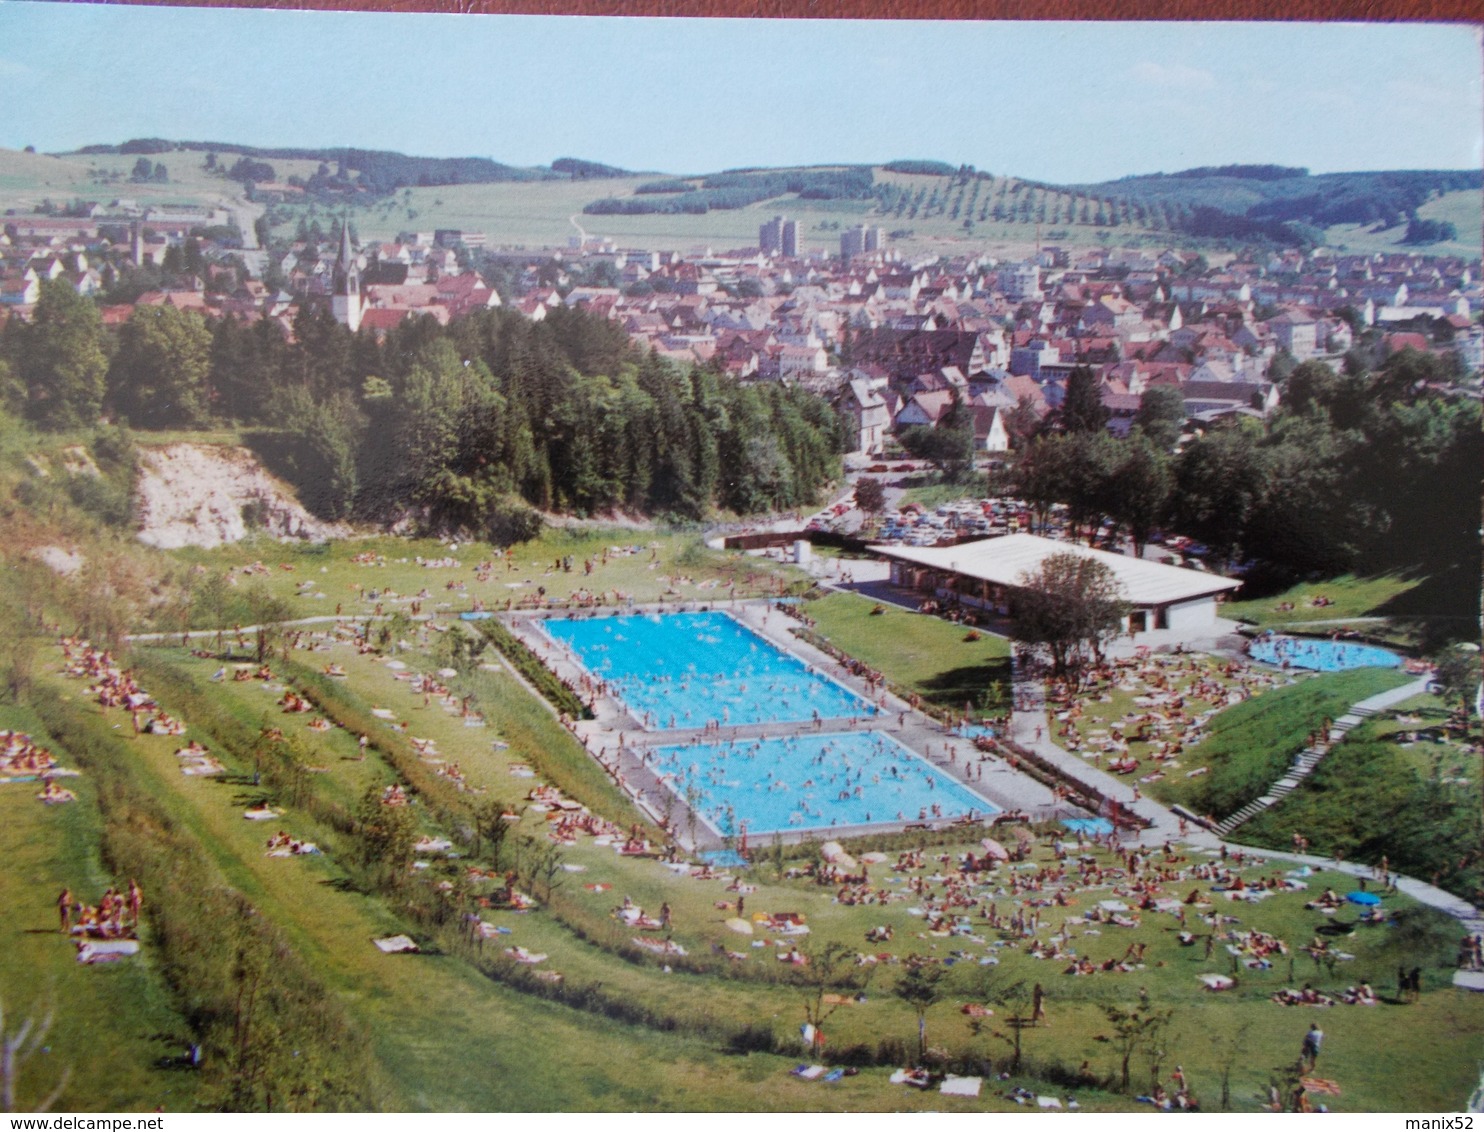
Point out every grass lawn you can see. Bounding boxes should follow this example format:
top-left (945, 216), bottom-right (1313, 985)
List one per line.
top-left (40, 652), bottom-right (946, 1113)
top-left (24, 615), bottom-right (1482, 1112)
top-left (1221, 575), bottom-right (1422, 632)
top-left (153, 528), bottom-right (808, 635)
top-left (804, 591), bottom-right (1011, 719)
top-left (895, 471), bottom-right (994, 512)
top-left (0, 703), bottom-right (201, 1113)
top-left (1143, 668), bottom-right (1414, 819)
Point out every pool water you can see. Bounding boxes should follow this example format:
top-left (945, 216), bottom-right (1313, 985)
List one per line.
top-left (1249, 635), bottom-right (1401, 672)
top-left (1062, 817), bottom-right (1114, 837)
top-left (543, 611), bottom-right (875, 730)
top-left (644, 730), bottom-right (997, 836)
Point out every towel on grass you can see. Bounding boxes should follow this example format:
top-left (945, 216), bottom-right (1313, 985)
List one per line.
top-left (940, 1076), bottom-right (982, 1097)
top-left (77, 939), bottom-right (140, 964)
top-left (374, 935), bottom-right (419, 953)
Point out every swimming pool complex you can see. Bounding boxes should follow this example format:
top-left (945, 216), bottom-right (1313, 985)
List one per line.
top-left (644, 730), bottom-right (997, 836)
top-left (542, 610), bottom-right (875, 730)
top-left (1249, 635), bottom-right (1401, 672)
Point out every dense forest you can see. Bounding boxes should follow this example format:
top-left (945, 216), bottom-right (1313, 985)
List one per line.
top-left (0, 283), bottom-right (846, 540)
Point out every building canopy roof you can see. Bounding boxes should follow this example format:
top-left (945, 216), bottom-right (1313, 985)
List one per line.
top-left (870, 532), bottom-right (1240, 607)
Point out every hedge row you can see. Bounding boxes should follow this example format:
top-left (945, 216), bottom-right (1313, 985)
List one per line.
top-left (474, 619), bottom-right (592, 719)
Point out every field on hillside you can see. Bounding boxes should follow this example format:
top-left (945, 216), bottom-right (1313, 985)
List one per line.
top-left (6, 148), bottom-right (1478, 261)
top-left (1321, 189), bottom-right (1483, 259)
top-left (0, 147), bottom-right (1172, 258)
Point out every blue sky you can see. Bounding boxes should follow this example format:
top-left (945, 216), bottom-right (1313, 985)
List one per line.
top-left (0, 4), bottom-right (1478, 183)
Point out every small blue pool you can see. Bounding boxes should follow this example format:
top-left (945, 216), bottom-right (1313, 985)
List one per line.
top-left (1249, 635), bottom-right (1401, 672)
top-left (957, 724), bottom-right (997, 741)
top-left (644, 730), bottom-right (996, 836)
top-left (543, 611), bottom-right (875, 730)
top-left (1062, 817), bottom-right (1114, 837)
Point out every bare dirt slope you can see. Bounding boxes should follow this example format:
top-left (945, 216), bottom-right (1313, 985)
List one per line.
top-left (136, 443), bottom-right (348, 550)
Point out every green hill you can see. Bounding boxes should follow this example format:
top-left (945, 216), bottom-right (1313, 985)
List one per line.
top-left (2, 144), bottom-right (1477, 259)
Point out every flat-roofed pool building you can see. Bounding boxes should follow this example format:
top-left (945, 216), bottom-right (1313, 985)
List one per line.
top-left (871, 533), bottom-right (1241, 638)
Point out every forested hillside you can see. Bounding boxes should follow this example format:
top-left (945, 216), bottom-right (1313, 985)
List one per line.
top-left (0, 285), bottom-right (845, 539)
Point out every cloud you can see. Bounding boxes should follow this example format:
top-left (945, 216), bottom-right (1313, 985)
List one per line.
top-left (1128, 61), bottom-right (1216, 91)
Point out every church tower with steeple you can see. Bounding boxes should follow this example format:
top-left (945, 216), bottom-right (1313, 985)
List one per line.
top-left (331, 219), bottom-right (361, 332)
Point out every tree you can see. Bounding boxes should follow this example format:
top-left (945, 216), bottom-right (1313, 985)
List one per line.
top-left (1108, 433), bottom-right (1173, 557)
top-left (899, 391), bottom-right (974, 481)
top-left (1132, 386), bottom-right (1186, 451)
top-left (1004, 393), bottom-right (1043, 448)
top-left (1168, 423), bottom-right (1267, 569)
top-left (1268, 347), bottom-right (1298, 384)
top-left (797, 941), bottom-right (874, 1059)
top-left (1209, 1020), bottom-right (1252, 1110)
top-left (1009, 552), bottom-right (1129, 677)
top-left (1015, 434), bottom-right (1076, 533)
top-left (242, 584), bottom-right (294, 663)
top-left (893, 962), bottom-right (947, 1063)
top-left (1432, 645), bottom-right (1481, 719)
top-left (1059, 366), bottom-right (1109, 434)
top-left (354, 784), bottom-right (417, 885)
top-left (1100, 1003), bottom-right (1173, 1093)
top-left (473, 798), bottom-right (519, 868)
top-left (1283, 359), bottom-right (1341, 419)
top-left (524, 840), bottom-right (567, 903)
top-left (854, 477), bottom-right (886, 518)
top-left (957, 965), bottom-right (1034, 1074)
top-left (107, 304), bottom-right (213, 427)
top-left (18, 279), bottom-right (108, 430)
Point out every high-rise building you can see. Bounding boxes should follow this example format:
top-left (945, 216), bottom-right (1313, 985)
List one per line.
top-left (841, 224), bottom-right (885, 260)
top-left (760, 216), bottom-right (782, 256)
top-left (780, 218), bottom-right (798, 258)
top-left (760, 215), bottom-right (797, 258)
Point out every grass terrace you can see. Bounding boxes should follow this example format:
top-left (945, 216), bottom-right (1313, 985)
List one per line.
top-left (1129, 667), bottom-right (1415, 819)
top-left (801, 591), bottom-right (1013, 722)
top-left (0, 703), bottom-right (200, 1113)
top-left (152, 528), bottom-right (808, 635)
top-left (1222, 574), bottom-right (1422, 634)
top-left (1243, 690), bottom-right (1483, 902)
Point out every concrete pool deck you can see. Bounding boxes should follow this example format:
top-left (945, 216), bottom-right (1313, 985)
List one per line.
top-left (505, 600), bottom-right (1065, 849)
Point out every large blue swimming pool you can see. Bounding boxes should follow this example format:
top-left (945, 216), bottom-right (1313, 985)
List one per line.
top-left (1249, 635), bottom-right (1401, 672)
top-left (542, 611), bottom-right (875, 730)
top-left (644, 730), bottom-right (997, 836)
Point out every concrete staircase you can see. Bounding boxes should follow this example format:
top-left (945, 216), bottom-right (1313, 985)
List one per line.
top-left (1214, 705), bottom-right (1377, 836)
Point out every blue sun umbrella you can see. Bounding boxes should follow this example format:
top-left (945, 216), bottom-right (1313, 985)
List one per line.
top-left (1345, 891), bottom-right (1382, 906)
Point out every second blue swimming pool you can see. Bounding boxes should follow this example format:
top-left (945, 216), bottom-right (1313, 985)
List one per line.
top-left (644, 730), bottom-right (997, 835)
top-left (543, 610), bottom-right (875, 730)
top-left (1249, 635), bottom-right (1401, 672)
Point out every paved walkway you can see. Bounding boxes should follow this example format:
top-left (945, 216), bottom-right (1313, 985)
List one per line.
top-left (1005, 651), bottom-right (1220, 849)
top-left (1216, 675), bottom-right (1431, 836)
